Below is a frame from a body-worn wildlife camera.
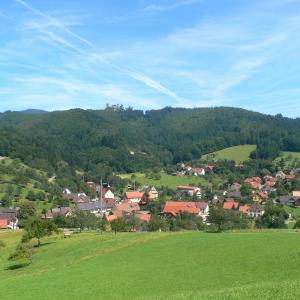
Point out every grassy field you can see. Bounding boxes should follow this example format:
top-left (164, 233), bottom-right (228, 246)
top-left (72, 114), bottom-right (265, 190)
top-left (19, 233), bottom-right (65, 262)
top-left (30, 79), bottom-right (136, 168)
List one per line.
top-left (1, 230), bottom-right (300, 299)
top-left (275, 151), bottom-right (300, 167)
top-left (118, 172), bottom-right (212, 189)
top-left (203, 145), bottom-right (256, 164)
top-left (280, 151), bottom-right (300, 160)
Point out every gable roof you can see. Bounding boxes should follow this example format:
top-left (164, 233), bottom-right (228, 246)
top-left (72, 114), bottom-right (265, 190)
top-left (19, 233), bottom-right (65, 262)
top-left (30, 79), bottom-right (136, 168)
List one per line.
top-left (125, 191), bottom-right (144, 199)
top-left (293, 191), bottom-right (300, 197)
top-left (113, 202), bottom-right (140, 214)
top-left (163, 201), bottom-right (199, 215)
top-left (239, 205), bottom-right (250, 214)
top-left (223, 201), bottom-right (239, 210)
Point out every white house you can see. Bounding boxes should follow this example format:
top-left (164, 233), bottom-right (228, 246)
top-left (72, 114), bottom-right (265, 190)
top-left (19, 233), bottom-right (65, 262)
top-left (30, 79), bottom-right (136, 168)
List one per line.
top-left (196, 202), bottom-right (209, 220)
top-left (248, 204), bottom-right (264, 218)
top-left (176, 186), bottom-right (202, 199)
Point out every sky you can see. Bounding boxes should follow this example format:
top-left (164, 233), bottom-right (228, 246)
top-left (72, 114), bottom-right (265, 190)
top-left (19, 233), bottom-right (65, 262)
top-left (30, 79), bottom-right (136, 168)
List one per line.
top-left (0, 0), bottom-right (300, 117)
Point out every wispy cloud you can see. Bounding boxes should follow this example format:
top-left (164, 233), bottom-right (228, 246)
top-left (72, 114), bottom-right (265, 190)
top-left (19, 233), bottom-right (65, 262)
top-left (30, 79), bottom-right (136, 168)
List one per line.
top-left (14, 0), bottom-right (188, 106)
top-left (0, 11), bottom-right (13, 21)
top-left (13, 75), bottom-right (161, 109)
top-left (110, 0), bottom-right (202, 22)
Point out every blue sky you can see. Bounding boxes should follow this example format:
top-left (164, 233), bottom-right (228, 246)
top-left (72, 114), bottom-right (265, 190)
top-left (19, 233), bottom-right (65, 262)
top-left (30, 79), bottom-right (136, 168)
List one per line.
top-left (0, 0), bottom-right (300, 117)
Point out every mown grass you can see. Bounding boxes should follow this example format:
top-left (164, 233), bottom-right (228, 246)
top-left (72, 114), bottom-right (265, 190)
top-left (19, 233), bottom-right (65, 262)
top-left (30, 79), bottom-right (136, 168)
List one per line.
top-left (1, 230), bottom-right (300, 299)
top-left (119, 172), bottom-right (211, 189)
top-left (204, 145), bottom-right (256, 164)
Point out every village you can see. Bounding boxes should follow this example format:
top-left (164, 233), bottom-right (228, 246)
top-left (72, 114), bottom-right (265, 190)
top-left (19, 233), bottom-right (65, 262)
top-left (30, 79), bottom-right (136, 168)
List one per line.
top-left (1, 161), bottom-right (300, 232)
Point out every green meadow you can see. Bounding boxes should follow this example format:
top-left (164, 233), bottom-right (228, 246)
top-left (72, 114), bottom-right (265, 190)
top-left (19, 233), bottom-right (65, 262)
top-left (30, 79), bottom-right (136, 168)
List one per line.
top-left (119, 172), bottom-right (211, 189)
top-left (275, 151), bottom-right (300, 167)
top-left (203, 145), bottom-right (257, 164)
top-left (1, 230), bottom-right (300, 299)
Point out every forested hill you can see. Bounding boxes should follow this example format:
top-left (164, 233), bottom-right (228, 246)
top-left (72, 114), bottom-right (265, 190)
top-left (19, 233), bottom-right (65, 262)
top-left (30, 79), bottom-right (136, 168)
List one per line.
top-left (0, 106), bottom-right (300, 175)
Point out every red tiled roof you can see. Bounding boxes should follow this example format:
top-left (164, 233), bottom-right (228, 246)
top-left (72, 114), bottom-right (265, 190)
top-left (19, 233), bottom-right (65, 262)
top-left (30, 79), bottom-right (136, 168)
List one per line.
top-left (125, 191), bottom-right (144, 199)
top-left (239, 205), bottom-right (250, 214)
top-left (176, 186), bottom-right (199, 191)
top-left (114, 202), bottom-right (140, 214)
top-left (136, 213), bottom-right (151, 222)
top-left (96, 198), bottom-right (116, 206)
top-left (250, 182), bottom-right (261, 189)
top-left (265, 181), bottom-right (276, 187)
top-left (163, 201), bottom-right (200, 215)
top-left (252, 176), bottom-right (262, 183)
top-left (223, 201), bottom-right (239, 210)
top-left (0, 218), bottom-right (8, 229)
top-left (285, 174), bottom-right (295, 180)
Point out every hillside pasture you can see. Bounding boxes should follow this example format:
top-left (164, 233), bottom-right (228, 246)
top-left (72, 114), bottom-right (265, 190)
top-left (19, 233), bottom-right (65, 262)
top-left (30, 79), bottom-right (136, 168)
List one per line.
top-left (203, 145), bottom-right (256, 164)
top-left (118, 172), bottom-right (211, 189)
top-left (1, 230), bottom-right (300, 299)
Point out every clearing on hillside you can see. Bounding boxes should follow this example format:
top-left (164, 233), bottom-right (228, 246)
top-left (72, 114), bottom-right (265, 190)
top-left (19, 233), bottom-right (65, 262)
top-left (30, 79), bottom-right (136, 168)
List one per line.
top-left (1, 230), bottom-right (300, 299)
top-left (203, 144), bottom-right (256, 164)
top-left (118, 172), bottom-right (212, 189)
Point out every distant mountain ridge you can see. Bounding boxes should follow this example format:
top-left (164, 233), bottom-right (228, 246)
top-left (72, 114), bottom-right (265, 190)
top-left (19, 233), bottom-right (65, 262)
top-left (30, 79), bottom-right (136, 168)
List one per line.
top-left (19, 109), bottom-right (49, 114)
top-left (0, 106), bottom-right (299, 175)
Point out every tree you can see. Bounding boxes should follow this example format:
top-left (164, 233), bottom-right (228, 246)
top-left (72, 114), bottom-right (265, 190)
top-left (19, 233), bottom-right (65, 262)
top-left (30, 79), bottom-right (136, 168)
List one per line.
top-left (18, 200), bottom-right (37, 220)
top-left (175, 212), bottom-right (204, 230)
top-left (1, 194), bottom-right (12, 207)
top-left (125, 214), bottom-right (140, 231)
top-left (293, 219), bottom-right (300, 229)
top-left (256, 203), bottom-right (288, 229)
top-left (148, 215), bottom-right (169, 232)
top-left (22, 217), bottom-right (58, 247)
top-left (8, 243), bottom-right (33, 265)
top-left (207, 205), bottom-right (228, 232)
top-left (240, 184), bottom-right (253, 197)
top-left (110, 218), bottom-right (128, 234)
top-left (26, 190), bottom-right (35, 201)
top-left (96, 217), bottom-right (108, 234)
top-left (71, 210), bottom-right (97, 231)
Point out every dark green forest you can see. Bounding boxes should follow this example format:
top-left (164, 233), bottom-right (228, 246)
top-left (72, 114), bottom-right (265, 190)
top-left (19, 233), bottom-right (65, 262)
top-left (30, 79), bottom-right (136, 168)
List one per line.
top-left (0, 106), bottom-right (300, 178)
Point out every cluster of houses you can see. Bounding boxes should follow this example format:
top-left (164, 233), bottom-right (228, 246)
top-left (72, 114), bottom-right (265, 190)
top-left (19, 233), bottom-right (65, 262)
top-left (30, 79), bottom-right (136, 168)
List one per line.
top-left (1, 168), bottom-right (300, 230)
top-left (42, 180), bottom-right (277, 226)
top-left (173, 163), bottom-right (215, 177)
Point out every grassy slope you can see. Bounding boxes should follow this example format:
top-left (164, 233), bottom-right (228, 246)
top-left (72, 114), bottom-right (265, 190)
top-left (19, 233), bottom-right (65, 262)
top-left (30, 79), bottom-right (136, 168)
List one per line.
top-left (274, 151), bottom-right (300, 168)
top-left (0, 157), bottom-right (53, 211)
top-left (1, 230), bottom-right (300, 299)
top-left (204, 145), bottom-right (256, 164)
top-left (119, 172), bottom-right (211, 189)
top-left (280, 151), bottom-right (300, 160)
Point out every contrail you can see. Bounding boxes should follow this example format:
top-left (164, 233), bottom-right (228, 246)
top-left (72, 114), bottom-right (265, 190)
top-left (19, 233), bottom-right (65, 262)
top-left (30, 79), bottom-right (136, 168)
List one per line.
top-left (14, 0), bottom-right (190, 104)
top-left (15, 0), bottom-right (95, 48)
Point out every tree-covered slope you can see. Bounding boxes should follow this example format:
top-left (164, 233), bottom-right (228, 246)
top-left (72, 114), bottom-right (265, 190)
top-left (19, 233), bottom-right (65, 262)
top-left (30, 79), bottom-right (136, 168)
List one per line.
top-left (0, 107), bottom-right (299, 174)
